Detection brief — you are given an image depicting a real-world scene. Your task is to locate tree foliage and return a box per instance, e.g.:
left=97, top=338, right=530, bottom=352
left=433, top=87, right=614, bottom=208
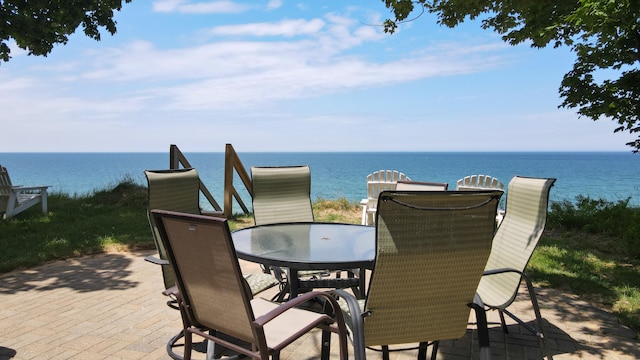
left=0, top=0, right=132, bottom=63
left=382, top=0, right=640, bottom=152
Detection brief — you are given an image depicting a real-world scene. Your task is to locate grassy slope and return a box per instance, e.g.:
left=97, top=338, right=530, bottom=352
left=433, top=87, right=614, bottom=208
left=1, top=182, right=638, bottom=335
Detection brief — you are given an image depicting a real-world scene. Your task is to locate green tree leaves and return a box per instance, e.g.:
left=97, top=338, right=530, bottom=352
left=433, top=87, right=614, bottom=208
left=0, top=0, right=132, bottom=62
left=383, top=0, right=640, bottom=152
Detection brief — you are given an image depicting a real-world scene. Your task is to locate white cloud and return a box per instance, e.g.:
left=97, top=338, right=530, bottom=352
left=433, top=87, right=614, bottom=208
left=50, top=15, right=507, bottom=113
left=152, top=0, right=250, bottom=14
left=208, top=19, right=326, bottom=37
left=5, top=4, right=616, bottom=152
left=266, top=0, right=283, bottom=10
left=1, top=14, right=512, bottom=126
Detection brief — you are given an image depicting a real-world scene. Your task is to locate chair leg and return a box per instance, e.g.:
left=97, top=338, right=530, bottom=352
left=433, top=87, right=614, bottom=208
left=184, top=330, right=193, bottom=360
left=382, top=345, right=390, bottom=360
left=525, top=278, right=551, bottom=360
left=417, top=342, right=428, bottom=360
left=498, top=309, right=508, bottom=333
left=271, top=280, right=289, bottom=302
left=430, top=341, right=439, bottom=360
left=501, top=275, right=551, bottom=359
left=166, top=330, right=185, bottom=360
left=470, top=298, right=491, bottom=360
left=321, top=329, right=331, bottom=360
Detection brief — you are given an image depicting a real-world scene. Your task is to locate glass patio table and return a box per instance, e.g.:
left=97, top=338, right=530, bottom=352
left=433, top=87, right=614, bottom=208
left=232, top=222, right=375, bottom=299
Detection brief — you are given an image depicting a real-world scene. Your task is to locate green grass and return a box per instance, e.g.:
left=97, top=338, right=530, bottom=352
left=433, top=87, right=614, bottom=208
left=530, top=197, right=640, bottom=332
left=0, top=179, right=153, bottom=273
left=1, top=180, right=639, bottom=334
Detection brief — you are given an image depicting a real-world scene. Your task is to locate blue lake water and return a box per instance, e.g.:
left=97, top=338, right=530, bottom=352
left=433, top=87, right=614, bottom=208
left=1, top=152, right=639, bottom=212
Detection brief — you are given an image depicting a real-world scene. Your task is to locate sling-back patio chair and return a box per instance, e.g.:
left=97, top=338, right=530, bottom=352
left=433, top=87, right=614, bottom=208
left=360, top=170, right=410, bottom=226
left=251, top=165, right=361, bottom=300
left=144, top=168, right=278, bottom=359
left=0, top=165, right=50, bottom=219
left=395, top=180, right=448, bottom=191
left=151, top=209, right=349, bottom=360
left=476, top=176, right=556, bottom=359
left=251, top=166, right=314, bottom=226
left=337, top=190, right=503, bottom=360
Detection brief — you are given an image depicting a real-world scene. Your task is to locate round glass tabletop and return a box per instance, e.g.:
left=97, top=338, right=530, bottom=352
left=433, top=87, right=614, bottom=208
left=232, top=222, right=375, bottom=270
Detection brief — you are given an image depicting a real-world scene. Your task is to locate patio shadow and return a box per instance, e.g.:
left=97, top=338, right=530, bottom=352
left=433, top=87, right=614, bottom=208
left=0, top=252, right=140, bottom=294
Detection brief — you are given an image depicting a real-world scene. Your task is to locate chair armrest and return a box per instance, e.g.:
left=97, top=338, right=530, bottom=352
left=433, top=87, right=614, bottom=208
left=253, top=291, right=345, bottom=330
left=483, top=267, right=525, bottom=277
left=144, top=255, right=169, bottom=266
left=360, top=199, right=370, bottom=225
left=334, top=289, right=366, bottom=358
left=483, top=267, right=537, bottom=299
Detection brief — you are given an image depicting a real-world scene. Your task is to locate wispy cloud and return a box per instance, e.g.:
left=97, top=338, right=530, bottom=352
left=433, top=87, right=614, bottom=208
left=50, top=13, right=508, bottom=114
left=3, top=14, right=511, bottom=118
left=153, top=0, right=250, bottom=14
left=208, top=19, right=326, bottom=37
left=266, top=0, right=283, bottom=10
left=6, top=3, right=583, bottom=152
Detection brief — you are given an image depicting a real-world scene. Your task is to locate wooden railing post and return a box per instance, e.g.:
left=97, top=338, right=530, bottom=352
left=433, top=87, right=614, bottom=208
left=224, top=144, right=252, bottom=218
left=168, top=144, right=224, bottom=216
left=224, top=145, right=234, bottom=218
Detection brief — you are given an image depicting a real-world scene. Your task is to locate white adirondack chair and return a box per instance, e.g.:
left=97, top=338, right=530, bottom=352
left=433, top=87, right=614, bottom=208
left=360, top=170, right=410, bottom=226
left=457, top=174, right=505, bottom=224
left=456, top=174, right=504, bottom=191
left=0, top=166, right=50, bottom=219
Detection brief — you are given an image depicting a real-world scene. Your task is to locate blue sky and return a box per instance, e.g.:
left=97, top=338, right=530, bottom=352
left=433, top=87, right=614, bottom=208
left=1, top=0, right=634, bottom=152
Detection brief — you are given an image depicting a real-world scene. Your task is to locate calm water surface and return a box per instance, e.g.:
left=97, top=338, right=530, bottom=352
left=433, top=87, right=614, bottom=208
left=1, top=152, right=638, bottom=211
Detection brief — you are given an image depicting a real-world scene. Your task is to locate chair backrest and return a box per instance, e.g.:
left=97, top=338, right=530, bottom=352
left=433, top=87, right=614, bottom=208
left=0, top=166, right=12, bottom=212
left=395, top=180, right=448, bottom=191
left=456, top=175, right=504, bottom=191
left=364, top=190, right=503, bottom=346
left=365, top=170, right=410, bottom=201
left=251, top=165, right=314, bottom=225
left=144, top=168, right=201, bottom=289
left=476, top=176, right=556, bottom=308
left=151, top=210, right=256, bottom=344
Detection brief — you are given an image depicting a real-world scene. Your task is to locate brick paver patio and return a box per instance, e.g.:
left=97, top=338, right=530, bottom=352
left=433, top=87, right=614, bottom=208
left=0, top=250, right=638, bottom=359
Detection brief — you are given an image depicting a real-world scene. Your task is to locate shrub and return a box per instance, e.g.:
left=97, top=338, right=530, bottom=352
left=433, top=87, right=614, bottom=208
left=547, top=196, right=640, bottom=259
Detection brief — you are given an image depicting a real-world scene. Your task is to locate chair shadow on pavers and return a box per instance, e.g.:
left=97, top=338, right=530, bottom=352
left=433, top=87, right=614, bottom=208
left=0, top=346, right=17, bottom=358
left=0, top=253, right=139, bottom=295
left=434, top=295, right=621, bottom=359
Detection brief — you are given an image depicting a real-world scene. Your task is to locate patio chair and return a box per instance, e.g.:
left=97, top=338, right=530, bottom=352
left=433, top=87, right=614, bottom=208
left=151, top=209, right=349, bottom=360
left=395, top=180, right=448, bottom=191
left=251, top=165, right=359, bottom=300
left=360, top=170, right=410, bottom=226
left=338, top=189, right=503, bottom=360
left=0, top=165, right=50, bottom=219
left=251, top=165, right=314, bottom=225
left=457, top=175, right=505, bottom=224
left=476, top=176, right=556, bottom=359
left=144, top=168, right=278, bottom=359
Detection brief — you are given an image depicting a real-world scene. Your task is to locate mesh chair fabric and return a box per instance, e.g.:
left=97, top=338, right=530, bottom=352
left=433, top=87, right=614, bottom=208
left=476, top=176, right=556, bottom=308
left=251, top=165, right=314, bottom=225
left=363, top=190, right=502, bottom=346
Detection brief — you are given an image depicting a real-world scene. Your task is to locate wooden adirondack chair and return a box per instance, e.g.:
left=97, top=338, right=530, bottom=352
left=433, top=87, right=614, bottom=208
left=0, top=166, right=50, bottom=219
